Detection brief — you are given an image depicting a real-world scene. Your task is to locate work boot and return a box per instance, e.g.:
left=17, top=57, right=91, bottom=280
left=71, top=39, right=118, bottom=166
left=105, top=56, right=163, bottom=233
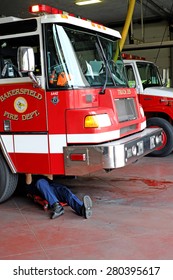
left=51, top=202, right=64, bottom=219
left=81, top=195, right=92, bottom=219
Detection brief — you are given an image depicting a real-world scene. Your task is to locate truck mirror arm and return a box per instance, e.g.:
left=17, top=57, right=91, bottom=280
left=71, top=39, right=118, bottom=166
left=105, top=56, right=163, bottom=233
left=28, top=71, right=41, bottom=87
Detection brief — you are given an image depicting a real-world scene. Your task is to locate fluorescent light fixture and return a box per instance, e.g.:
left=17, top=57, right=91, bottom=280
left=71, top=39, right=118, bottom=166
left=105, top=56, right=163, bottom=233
left=76, top=0, right=102, bottom=6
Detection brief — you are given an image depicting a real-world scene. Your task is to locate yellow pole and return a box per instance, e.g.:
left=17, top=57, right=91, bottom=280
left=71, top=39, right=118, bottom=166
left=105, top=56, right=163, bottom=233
left=114, top=0, right=136, bottom=61
left=119, top=0, right=136, bottom=51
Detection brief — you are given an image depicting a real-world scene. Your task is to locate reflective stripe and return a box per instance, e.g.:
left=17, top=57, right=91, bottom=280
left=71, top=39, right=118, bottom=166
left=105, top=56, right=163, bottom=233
left=14, top=135, right=49, bottom=153
left=67, top=130, right=120, bottom=143
left=1, top=135, right=14, bottom=152
left=0, top=130, right=121, bottom=153
left=0, top=134, right=67, bottom=154
left=0, top=135, right=16, bottom=172
left=49, top=134, right=67, bottom=153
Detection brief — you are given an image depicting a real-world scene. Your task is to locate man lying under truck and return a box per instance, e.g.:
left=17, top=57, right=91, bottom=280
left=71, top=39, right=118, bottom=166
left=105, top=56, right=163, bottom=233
left=25, top=174, right=92, bottom=219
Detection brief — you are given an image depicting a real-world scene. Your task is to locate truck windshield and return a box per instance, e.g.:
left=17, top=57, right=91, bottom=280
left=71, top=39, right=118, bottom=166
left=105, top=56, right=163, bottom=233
left=136, top=62, right=163, bottom=89
left=46, top=24, right=128, bottom=89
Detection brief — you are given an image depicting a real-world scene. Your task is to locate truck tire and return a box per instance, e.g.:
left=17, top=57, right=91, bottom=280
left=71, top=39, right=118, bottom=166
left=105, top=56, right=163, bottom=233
left=147, top=117, right=173, bottom=157
left=0, top=154, right=18, bottom=203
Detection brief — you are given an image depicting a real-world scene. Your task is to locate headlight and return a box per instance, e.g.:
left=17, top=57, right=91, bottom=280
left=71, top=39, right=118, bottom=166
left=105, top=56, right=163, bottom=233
left=85, top=114, right=111, bottom=128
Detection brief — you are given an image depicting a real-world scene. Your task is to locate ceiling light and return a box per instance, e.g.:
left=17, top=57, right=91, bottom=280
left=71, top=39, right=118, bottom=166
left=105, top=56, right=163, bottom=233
left=75, top=0, right=102, bottom=6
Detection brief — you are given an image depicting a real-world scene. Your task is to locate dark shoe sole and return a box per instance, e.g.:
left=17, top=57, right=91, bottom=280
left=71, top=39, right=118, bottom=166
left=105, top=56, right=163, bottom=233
left=51, top=209, right=64, bottom=219
left=83, top=195, right=92, bottom=219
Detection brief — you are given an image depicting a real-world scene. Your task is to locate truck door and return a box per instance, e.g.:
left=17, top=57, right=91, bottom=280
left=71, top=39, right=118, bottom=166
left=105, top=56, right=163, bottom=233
left=125, top=64, right=137, bottom=88
left=125, top=63, right=145, bottom=105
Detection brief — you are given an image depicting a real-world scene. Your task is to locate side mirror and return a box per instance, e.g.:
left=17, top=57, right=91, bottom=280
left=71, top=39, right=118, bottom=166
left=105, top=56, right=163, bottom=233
left=17, top=46, right=35, bottom=72
left=17, top=46, right=40, bottom=87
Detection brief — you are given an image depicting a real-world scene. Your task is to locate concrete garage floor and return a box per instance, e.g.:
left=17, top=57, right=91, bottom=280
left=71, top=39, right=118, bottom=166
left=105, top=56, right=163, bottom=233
left=1, top=154, right=173, bottom=260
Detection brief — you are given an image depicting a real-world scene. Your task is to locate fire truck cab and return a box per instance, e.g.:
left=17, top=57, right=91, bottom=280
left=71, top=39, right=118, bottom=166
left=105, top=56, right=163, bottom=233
left=0, top=5, right=163, bottom=203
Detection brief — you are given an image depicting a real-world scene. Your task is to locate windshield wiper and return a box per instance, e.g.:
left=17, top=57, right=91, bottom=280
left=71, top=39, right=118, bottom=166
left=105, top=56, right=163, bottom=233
left=95, top=37, right=116, bottom=94
left=95, top=42, right=108, bottom=94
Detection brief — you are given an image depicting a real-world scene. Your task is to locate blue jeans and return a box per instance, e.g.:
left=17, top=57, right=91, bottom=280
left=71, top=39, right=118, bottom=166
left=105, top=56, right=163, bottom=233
left=36, top=179, right=83, bottom=215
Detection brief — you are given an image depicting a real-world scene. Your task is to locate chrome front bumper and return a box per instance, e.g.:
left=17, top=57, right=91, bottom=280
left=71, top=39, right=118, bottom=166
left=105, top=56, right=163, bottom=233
left=63, top=128, right=163, bottom=175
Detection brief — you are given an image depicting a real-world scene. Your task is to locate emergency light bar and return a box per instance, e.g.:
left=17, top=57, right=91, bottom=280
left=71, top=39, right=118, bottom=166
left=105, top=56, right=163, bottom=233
left=29, top=4, right=76, bottom=17
left=29, top=4, right=64, bottom=15
left=29, top=4, right=96, bottom=23
left=122, top=53, right=146, bottom=60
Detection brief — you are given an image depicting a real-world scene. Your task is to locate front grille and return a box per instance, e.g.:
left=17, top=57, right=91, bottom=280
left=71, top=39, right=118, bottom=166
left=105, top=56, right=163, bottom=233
left=115, top=98, right=138, bottom=123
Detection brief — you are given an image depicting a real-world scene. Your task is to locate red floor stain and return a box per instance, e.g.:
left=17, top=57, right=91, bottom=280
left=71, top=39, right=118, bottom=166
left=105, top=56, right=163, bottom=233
left=110, top=177, right=171, bottom=189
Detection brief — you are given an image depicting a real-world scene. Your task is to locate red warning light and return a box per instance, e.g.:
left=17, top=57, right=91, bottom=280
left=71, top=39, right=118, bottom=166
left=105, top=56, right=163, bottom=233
left=29, top=4, right=63, bottom=15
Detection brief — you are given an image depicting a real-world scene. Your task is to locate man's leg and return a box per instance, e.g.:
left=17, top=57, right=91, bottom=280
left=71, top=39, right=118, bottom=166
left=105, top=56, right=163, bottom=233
left=36, top=179, right=57, bottom=206
left=36, top=179, right=64, bottom=219
left=53, top=184, right=92, bottom=218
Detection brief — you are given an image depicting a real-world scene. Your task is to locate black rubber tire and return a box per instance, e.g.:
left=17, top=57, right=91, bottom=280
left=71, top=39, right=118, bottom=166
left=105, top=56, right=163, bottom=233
left=147, top=117, right=173, bottom=157
left=0, top=153, right=18, bottom=203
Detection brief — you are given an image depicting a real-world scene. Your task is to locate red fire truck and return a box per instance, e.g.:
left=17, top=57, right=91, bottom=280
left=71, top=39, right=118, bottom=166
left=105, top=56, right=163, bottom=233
left=0, top=4, right=162, bottom=203
left=123, top=54, right=173, bottom=157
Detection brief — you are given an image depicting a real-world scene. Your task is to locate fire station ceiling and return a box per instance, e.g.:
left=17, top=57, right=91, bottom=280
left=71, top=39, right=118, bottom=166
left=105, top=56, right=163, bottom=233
left=0, top=0, right=172, bottom=27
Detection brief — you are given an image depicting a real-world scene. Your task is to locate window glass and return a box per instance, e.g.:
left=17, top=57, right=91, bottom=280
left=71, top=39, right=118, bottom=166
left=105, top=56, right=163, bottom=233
left=125, top=65, right=136, bottom=88
left=0, top=35, right=41, bottom=79
left=136, top=62, right=162, bottom=88
left=46, top=24, right=128, bottom=89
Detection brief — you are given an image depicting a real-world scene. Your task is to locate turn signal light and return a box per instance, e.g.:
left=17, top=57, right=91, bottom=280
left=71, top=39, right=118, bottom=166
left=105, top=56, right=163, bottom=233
left=85, top=115, right=99, bottom=128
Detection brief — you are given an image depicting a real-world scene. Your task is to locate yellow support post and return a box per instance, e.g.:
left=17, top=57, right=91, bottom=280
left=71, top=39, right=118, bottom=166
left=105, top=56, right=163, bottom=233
left=119, top=0, right=136, bottom=51
left=114, top=0, right=136, bottom=61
